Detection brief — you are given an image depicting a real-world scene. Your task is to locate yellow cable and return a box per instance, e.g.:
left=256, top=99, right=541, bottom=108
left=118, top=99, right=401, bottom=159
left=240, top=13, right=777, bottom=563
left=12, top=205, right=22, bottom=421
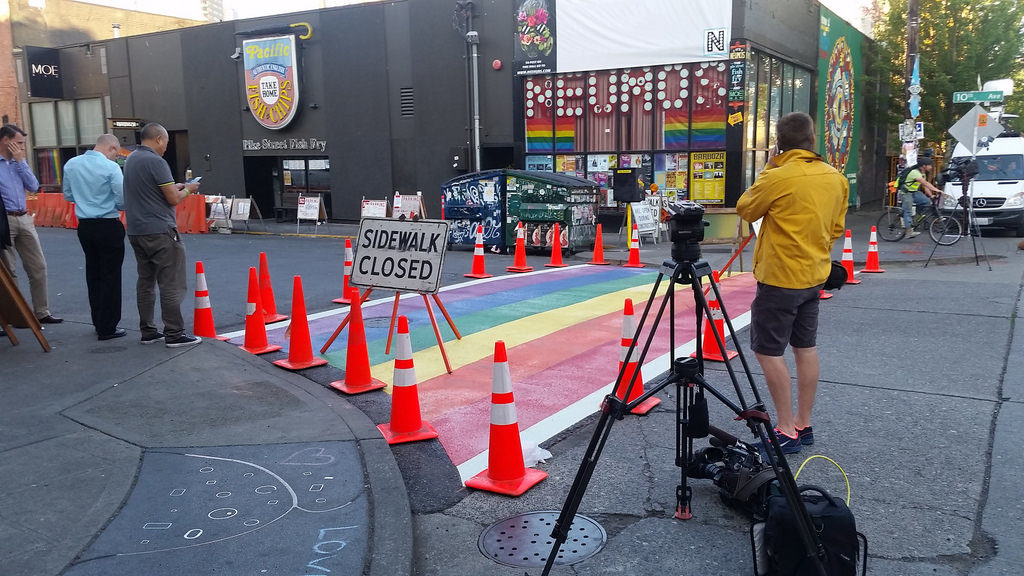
left=793, top=454, right=852, bottom=506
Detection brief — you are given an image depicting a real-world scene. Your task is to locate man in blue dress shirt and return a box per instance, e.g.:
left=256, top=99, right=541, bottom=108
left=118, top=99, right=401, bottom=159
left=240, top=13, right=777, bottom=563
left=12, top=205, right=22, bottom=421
left=63, top=134, right=126, bottom=340
left=0, top=123, right=62, bottom=324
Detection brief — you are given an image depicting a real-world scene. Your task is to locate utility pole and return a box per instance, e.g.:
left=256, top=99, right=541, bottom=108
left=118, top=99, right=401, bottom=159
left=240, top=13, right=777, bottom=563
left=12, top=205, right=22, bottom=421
left=903, top=0, right=920, bottom=164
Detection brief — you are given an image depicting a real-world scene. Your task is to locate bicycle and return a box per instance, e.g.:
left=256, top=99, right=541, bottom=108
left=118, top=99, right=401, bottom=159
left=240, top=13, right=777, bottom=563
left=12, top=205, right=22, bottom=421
left=876, top=198, right=963, bottom=245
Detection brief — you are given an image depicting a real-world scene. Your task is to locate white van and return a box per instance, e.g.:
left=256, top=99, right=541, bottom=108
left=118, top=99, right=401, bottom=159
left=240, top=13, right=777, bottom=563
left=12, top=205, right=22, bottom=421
left=940, top=132, right=1024, bottom=236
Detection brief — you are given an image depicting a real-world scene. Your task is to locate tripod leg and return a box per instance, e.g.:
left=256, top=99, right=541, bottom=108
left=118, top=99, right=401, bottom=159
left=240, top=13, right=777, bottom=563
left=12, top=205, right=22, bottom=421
left=540, top=400, right=624, bottom=576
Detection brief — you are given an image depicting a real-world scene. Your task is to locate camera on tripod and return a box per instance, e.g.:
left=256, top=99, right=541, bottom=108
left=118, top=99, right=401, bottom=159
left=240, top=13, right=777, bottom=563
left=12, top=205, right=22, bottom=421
left=937, top=156, right=978, bottom=186
left=665, top=200, right=708, bottom=263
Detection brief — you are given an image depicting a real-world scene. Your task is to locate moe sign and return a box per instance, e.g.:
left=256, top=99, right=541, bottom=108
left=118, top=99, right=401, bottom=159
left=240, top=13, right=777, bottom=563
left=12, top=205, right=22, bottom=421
left=351, top=218, right=450, bottom=294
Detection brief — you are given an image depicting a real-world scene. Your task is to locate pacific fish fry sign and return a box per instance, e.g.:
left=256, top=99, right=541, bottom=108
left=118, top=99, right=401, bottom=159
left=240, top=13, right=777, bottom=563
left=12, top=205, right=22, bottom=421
left=243, top=35, right=300, bottom=129
left=351, top=218, right=450, bottom=294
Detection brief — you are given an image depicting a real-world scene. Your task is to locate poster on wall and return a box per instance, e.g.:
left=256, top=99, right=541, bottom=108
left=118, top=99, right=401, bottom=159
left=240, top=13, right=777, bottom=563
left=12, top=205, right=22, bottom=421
left=243, top=35, right=301, bottom=130
left=818, top=8, right=862, bottom=204
left=513, top=0, right=557, bottom=76
left=689, top=151, right=725, bottom=204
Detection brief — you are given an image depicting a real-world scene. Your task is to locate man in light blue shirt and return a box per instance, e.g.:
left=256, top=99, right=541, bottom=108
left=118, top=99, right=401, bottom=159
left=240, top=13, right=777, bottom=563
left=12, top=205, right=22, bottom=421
left=0, top=123, right=62, bottom=324
left=63, top=134, right=127, bottom=340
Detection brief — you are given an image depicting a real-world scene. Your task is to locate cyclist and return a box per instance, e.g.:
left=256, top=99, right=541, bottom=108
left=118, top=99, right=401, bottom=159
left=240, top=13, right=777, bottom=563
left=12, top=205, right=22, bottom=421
left=899, top=157, right=942, bottom=237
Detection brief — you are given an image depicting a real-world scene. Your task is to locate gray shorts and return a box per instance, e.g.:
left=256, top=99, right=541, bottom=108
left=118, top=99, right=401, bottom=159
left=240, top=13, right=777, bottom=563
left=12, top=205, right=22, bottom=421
left=749, top=282, right=822, bottom=356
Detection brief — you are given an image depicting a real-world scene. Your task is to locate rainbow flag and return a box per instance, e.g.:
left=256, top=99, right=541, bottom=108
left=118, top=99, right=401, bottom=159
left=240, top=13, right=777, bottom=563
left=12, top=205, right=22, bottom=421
left=555, top=116, right=576, bottom=152
left=690, top=106, right=725, bottom=149
left=526, top=116, right=554, bottom=153
left=662, top=109, right=689, bottom=150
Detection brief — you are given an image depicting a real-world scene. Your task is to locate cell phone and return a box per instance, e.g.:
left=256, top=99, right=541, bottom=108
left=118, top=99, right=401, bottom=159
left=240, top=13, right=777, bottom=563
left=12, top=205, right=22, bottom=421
left=188, top=176, right=202, bottom=183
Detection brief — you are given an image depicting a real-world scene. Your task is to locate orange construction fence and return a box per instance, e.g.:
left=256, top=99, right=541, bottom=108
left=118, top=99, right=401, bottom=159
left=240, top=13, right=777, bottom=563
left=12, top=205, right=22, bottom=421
left=27, top=192, right=209, bottom=234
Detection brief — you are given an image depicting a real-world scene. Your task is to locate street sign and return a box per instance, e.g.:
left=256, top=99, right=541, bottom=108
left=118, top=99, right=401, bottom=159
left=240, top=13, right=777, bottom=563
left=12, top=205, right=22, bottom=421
left=351, top=217, right=449, bottom=294
left=915, top=122, right=925, bottom=140
left=948, top=104, right=1004, bottom=155
left=953, top=90, right=1004, bottom=104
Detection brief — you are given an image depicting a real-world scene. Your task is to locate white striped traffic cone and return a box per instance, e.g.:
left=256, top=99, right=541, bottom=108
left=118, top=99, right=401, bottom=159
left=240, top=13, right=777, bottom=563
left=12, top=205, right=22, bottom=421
left=860, top=226, right=885, bottom=273
left=614, top=298, right=661, bottom=414
left=333, top=239, right=354, bottom=304
left=465, top=224, right=493, bottom=278
left=464, top=341, right=548, bottom=496
left=841, top=230, right=861, bottom=285
left=690, top=272, right=737, bottom=362
left=623, top=223, right=644, bottom=268
left=378, top=315, right=438, bottom=444
left=193, top=261, right=228, bottom=340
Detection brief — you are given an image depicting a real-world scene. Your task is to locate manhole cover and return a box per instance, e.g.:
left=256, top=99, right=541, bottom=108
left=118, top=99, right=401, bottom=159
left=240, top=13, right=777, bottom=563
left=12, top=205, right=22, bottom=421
left=363, top=316, right=393, bottom=328
left=478, top=511, right=606, bottom=568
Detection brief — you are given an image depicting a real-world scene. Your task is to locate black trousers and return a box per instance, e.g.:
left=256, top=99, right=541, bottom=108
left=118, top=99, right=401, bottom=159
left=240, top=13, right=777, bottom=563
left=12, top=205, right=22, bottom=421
left=77, top=218, right=125, bottom=336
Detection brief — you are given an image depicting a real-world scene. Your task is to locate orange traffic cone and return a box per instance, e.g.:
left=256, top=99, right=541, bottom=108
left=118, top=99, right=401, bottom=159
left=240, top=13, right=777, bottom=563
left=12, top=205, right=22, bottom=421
left=690, top=272, right=738, bottom=362
left=860, top=226, right=885, bottom=273
left=544, top=222, right=568, bottom=268
left=464, top=341, right=548, bottom=496
left=274, top=276, right=328, bottom=371
left=465, top=225, right=493, bottom=279
left=258, top=252, right=289, bottom=322
left=819, top=289, right=833, bottom=300
left=623, top=223, right=644, bottom=268
left=593, top=222, right=606, bottom=264
left=329, top=286, right=387, bottom=394
left=377, top=315, right=439, bottom=444
left=240, top=267, right=283, bottom=355
left=614, top=298, right=661, bottom=415
left=841, top=230, right=861, bottom=285
left=506, top=222, right=533, bottom=273
left=333, top=239, right=354, bottom=304
left=193, top=261, right=228, bottom=341
left=588, top=223, right=610, bottom=265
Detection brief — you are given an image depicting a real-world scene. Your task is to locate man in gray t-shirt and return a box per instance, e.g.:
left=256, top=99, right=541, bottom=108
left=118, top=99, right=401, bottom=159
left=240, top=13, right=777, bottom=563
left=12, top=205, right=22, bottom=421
left=123, top=123, right=202, bottom=347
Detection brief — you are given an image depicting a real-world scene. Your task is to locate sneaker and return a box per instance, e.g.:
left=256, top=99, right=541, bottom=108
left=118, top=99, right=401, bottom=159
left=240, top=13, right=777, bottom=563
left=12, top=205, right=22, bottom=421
left=165, top=334, right=202, bottom=348
left=797, top=426, right=814, bottom=446
left=141, top=332, right=165, bottom=345
left=773, top=428, right=803, bottom=454
left=907, top=229, right=921, bottom=238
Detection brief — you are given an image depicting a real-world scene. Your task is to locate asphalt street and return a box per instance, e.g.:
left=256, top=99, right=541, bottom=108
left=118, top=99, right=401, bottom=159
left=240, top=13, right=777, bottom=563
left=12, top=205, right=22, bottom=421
left=3, top=209, right=1024, bottom=575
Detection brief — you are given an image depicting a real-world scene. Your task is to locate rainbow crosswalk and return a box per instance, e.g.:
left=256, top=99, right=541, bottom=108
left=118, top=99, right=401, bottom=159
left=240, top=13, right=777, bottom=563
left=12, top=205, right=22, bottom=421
left=243, top=265, right=757, bottom=477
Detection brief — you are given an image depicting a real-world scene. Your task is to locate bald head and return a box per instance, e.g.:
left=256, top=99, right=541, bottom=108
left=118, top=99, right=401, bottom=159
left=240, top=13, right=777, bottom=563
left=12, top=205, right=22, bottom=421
left=140, top=123, right=169, bottom=156
left=94, top=134, right=120, bottom=161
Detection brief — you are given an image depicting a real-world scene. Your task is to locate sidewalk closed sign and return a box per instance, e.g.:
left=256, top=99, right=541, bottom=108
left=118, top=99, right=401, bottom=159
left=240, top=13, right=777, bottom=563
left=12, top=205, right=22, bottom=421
left=351, top=217, right=449, bottom=294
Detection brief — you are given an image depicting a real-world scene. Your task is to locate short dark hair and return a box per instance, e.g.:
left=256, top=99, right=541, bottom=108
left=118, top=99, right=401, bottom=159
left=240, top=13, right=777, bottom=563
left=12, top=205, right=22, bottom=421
left=776, top=112, right=815, bottom=152
left=140, top=122, right=166, bottom=142
left=0, top=124, right=27, bottom=140
left=917, top=157, right=933, bottom=166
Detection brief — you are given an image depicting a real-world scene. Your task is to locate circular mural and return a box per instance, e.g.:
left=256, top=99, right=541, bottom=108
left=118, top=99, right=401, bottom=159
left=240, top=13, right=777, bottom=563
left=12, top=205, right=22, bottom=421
left=824, top=37, right=854, bottom=172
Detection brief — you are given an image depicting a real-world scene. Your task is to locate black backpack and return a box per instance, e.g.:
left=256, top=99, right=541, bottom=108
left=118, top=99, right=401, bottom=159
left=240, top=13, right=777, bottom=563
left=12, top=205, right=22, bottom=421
left=894, top=167, right=915, bottom=193
left=751, top=484, right=867, bottom=575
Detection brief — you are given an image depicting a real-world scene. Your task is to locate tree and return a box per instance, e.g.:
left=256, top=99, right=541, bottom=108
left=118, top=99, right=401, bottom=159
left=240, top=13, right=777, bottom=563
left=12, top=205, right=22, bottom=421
left=871, top=0, right=1024, bottom=156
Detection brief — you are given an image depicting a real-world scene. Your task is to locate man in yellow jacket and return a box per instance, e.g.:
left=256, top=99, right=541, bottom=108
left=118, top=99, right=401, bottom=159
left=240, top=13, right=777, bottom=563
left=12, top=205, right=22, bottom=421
left=735, top=112, right=848, bottom=454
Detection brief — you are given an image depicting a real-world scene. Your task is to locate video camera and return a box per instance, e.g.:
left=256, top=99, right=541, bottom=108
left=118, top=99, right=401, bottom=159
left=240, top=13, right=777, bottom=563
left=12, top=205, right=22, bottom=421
left=937, top=157, right=979, bottom=186
left=687, top=426, right=775, bottom=515
left=665, top=200, right=708, bottom=263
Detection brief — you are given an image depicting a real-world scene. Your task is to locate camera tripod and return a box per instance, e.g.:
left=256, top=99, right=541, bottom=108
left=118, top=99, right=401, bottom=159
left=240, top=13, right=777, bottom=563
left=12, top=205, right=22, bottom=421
left=539, top=257, right=829, bottom=576
left=925, top=172, right=991, bottom=269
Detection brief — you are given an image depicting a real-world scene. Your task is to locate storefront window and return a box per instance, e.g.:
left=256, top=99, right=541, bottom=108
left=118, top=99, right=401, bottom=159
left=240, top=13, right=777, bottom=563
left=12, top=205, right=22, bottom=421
left=793, top=68, right=811, bottom=113
left=618, top=68, right=654, bottom=151
left=782, top=63, right=795, bottom=114
left=586, top=70, right=617, bottom=151
left=745, top=52, right=757, bottom=150
left=754, top=54, right=770, bottom=150
left=555, top=73, right=585, bottom=153
left=768, top=58, right=782, bottom=147
left=76, top=99, right=105, bottom=145
left=655, top=65, right=690, bottom=150
left=690, top=62, right=727, bottom=150
left=58, top=101, right=76, bottom=147
left=525, top=75, right=555, bottom=153
left=30, top=102, right=57, bottom=147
